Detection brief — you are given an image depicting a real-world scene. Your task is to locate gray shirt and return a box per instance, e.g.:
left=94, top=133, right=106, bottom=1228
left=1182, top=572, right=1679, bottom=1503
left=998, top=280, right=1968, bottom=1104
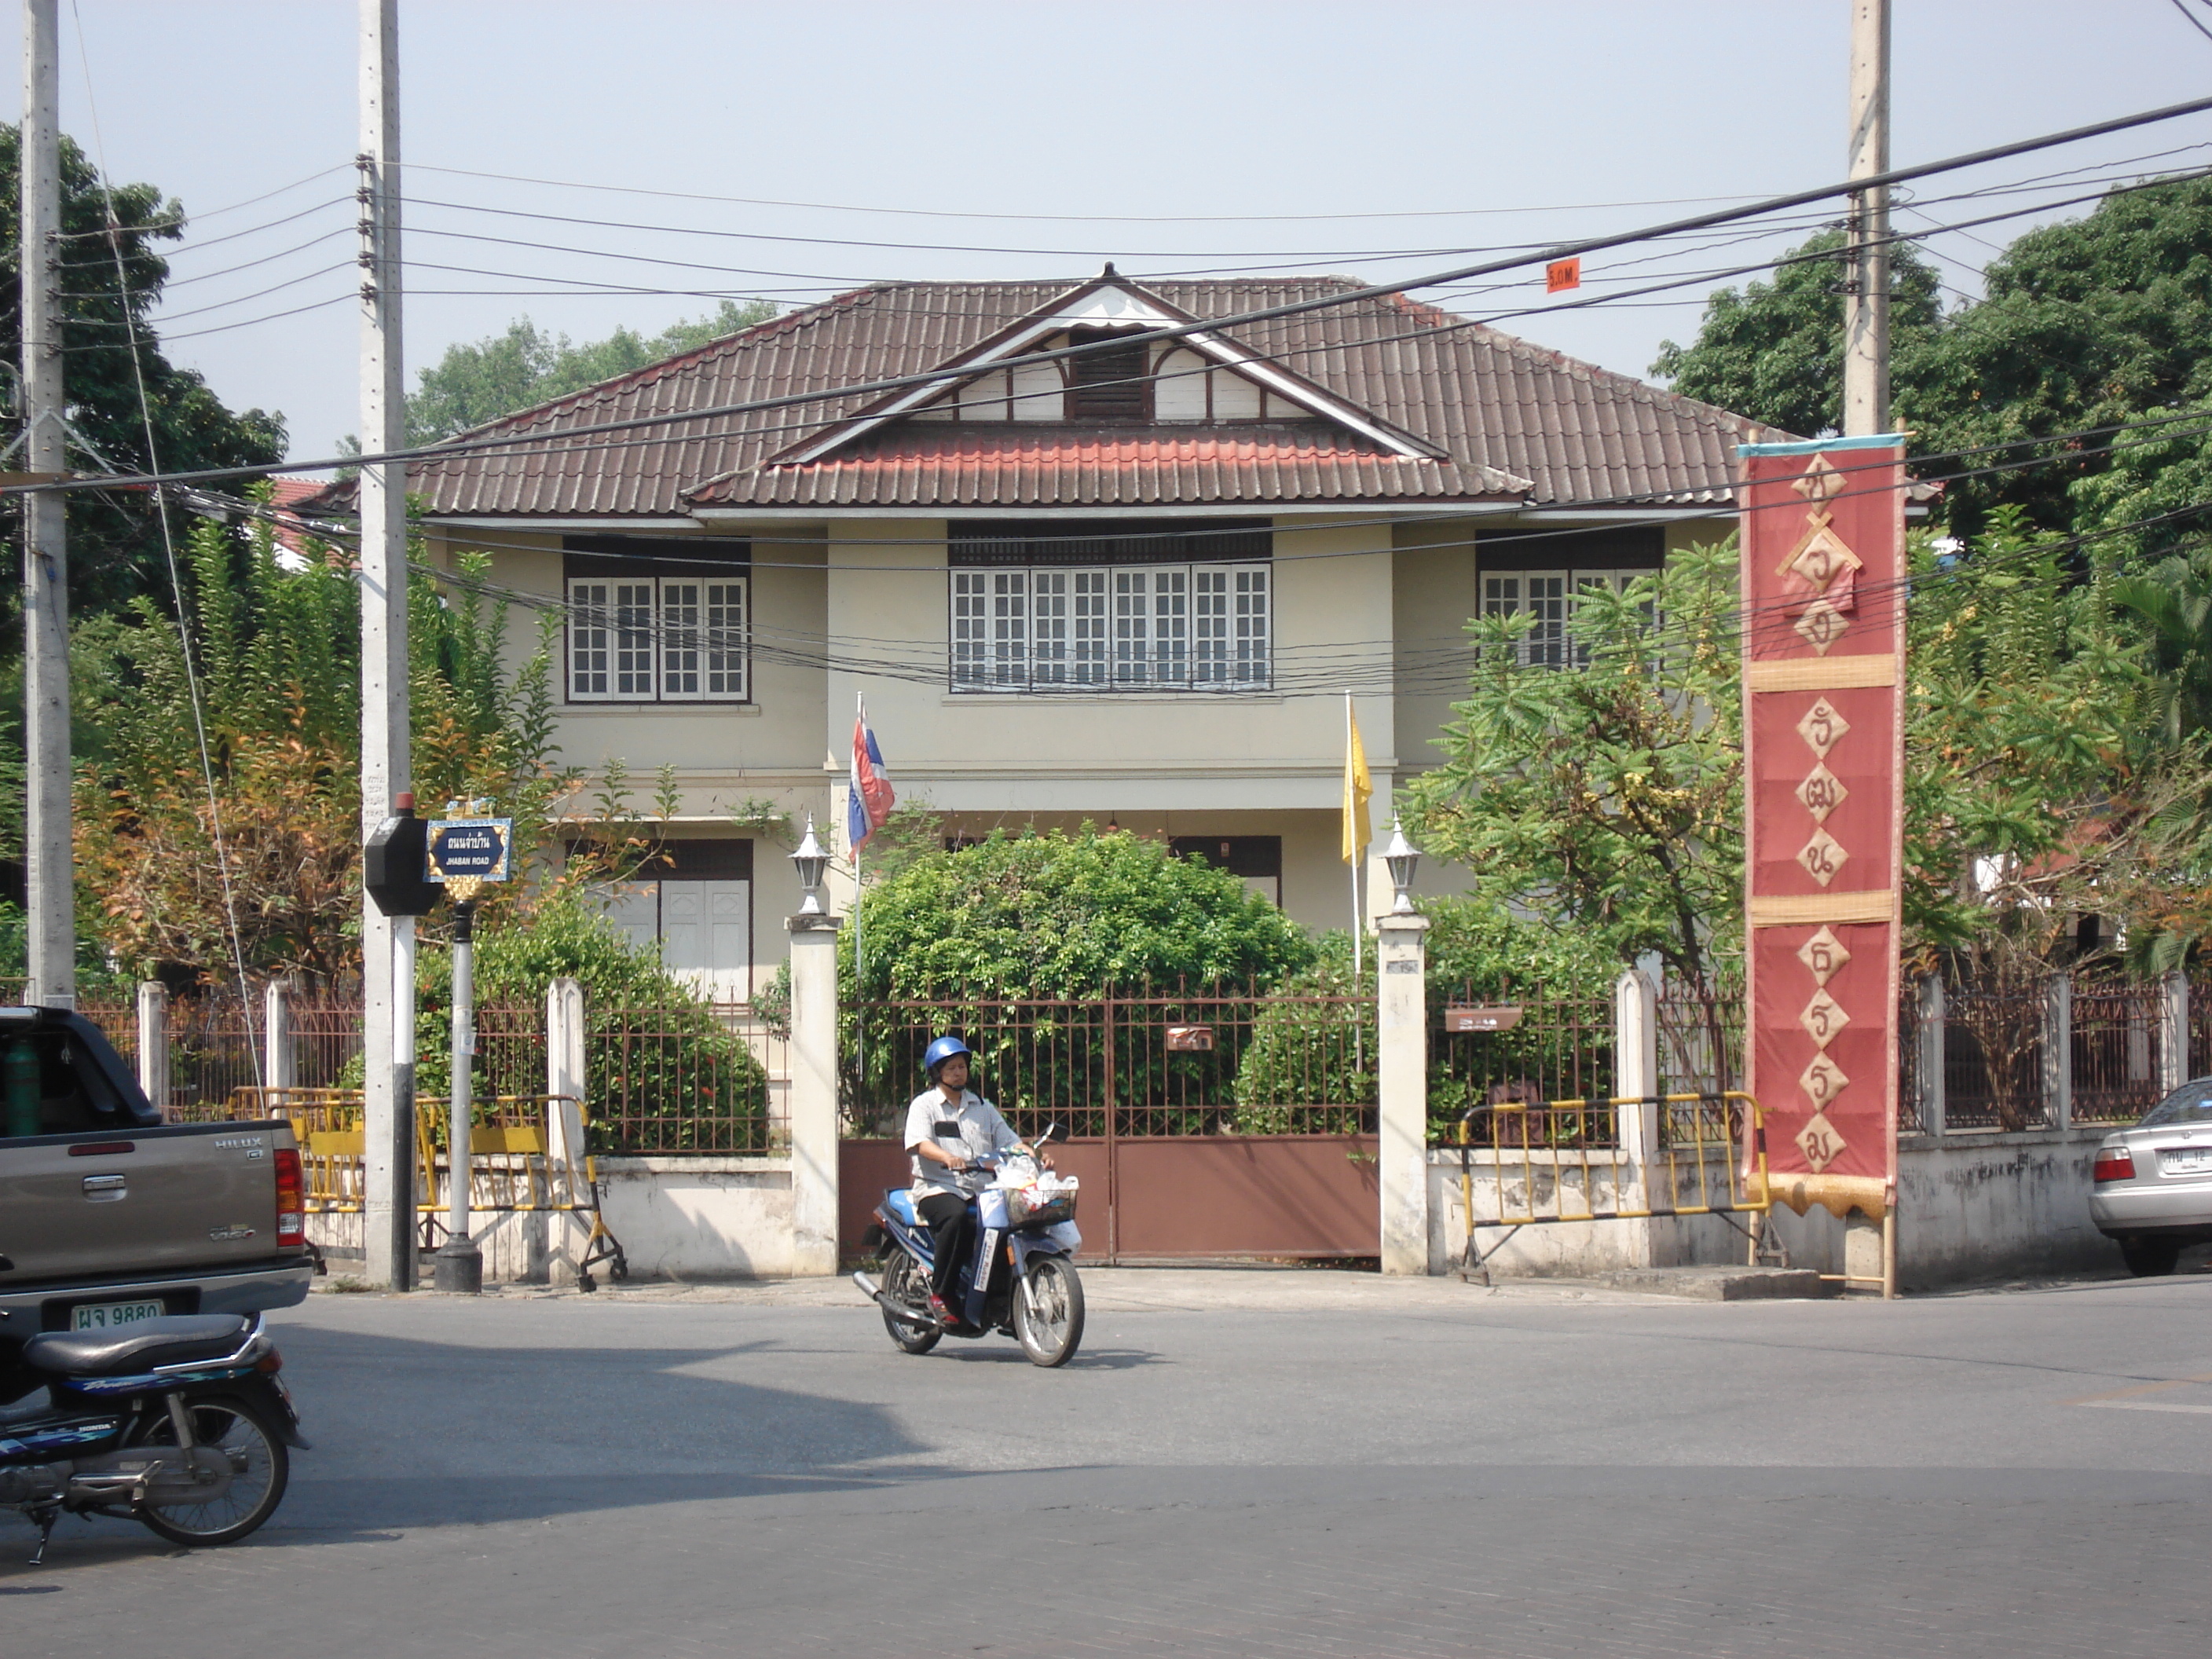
left=904, top=1086, right=1022, bottom=1195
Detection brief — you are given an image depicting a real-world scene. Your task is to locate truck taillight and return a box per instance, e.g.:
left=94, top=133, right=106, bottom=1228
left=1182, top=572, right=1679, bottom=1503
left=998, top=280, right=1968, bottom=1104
left=275, top=1146, right=306, bottom=1246
left=2093, top=1148, right=2136, bottom=1183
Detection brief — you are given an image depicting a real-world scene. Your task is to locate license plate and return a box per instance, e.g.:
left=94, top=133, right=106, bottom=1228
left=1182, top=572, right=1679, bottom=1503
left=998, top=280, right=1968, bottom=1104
left=2159, top=1147, right=2212, bottom=1174
left=71, top=1298, right=165, bottom=1331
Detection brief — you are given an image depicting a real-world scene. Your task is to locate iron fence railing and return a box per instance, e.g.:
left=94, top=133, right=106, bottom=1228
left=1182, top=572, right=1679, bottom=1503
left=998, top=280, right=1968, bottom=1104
left=1656, top=980, right=1745, bottom=1147
left=287, top=990, right=364, bottom=1090
left=847, top=987, right=1374, bottom=1141
left=2069, top=976, right=2166, bottom=1126
left=77, top=996, right=139, bottom=1078
left=1938, top=984, right=2048, bottom=1131
left=1430, top=989, right=1615, bottom=1148
left=588, top=998, right=782, bottom=1155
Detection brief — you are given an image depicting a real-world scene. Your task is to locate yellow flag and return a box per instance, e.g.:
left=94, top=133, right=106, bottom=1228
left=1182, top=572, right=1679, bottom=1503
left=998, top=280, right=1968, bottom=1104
left=1342, top=697, right=1372, bottom=864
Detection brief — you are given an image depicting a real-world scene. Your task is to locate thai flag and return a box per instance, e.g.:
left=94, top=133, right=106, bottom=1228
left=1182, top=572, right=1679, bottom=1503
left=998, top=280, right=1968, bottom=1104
left=847, top=699, right=896, bottom=857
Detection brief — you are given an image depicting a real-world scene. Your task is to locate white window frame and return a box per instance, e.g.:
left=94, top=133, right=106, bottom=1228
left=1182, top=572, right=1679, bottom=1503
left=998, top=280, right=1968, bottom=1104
left=948, top=562, right=1270, bottom=692
left=567, top=573, right=751, bottom=703
left=1479, top=567, right=1647, bottom=669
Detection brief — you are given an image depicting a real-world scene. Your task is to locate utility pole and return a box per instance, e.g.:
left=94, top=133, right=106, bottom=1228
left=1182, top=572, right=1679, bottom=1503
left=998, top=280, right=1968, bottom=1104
left=1842, top=0, right=1892, bottom=436
left=358, top=0, right=416, bottom=1289
left=19, top=0, right=72, bottom=1009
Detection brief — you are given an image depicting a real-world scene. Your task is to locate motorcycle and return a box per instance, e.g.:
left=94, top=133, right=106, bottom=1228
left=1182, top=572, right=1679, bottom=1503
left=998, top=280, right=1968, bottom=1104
left=0, top=1312, right=307, bottom=1563
left=852, top=1123, right=1086, bottom=1368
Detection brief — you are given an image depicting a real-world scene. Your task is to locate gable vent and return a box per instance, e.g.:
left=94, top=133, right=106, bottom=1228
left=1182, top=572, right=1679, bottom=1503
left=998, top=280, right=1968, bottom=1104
left=1064, top=328, right=1149, bottom=421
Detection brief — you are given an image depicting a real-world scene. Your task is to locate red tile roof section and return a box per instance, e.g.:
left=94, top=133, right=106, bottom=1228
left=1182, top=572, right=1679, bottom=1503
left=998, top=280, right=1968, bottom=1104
left=343, top=277, right=1786, bottom=520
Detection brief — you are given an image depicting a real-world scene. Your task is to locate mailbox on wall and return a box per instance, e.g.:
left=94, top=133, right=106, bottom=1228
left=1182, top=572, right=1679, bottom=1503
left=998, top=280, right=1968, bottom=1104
left=1165, top=1025, right=1215, bottom=1053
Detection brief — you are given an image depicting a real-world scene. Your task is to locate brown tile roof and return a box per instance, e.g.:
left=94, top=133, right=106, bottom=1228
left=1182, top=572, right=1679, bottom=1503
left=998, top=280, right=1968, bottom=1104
left=356, top=276, right=1786, bottom=520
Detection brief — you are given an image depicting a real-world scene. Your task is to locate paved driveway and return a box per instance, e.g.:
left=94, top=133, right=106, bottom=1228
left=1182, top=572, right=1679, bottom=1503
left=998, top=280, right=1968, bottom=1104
left=6, top=1268, right=2210, bottom=1657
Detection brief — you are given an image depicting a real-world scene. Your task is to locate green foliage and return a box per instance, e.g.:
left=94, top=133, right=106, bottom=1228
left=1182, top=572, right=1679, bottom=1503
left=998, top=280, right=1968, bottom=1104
left=408, top=892, right=768, bottom=1150
left=1651, top=229, right=1945, bottom=441
left=1654, top=177, right=2212, bottom=541
left=1406, top=541, right=1745, bottom=997
left=846, top=827, right=1314, bottom=1002
left=407, top=302, right=779, bottom=445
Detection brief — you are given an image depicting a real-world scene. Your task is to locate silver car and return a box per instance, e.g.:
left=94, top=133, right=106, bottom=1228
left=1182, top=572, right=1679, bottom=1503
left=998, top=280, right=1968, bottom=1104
left=2089, top=1078, right=2212, bottom=1276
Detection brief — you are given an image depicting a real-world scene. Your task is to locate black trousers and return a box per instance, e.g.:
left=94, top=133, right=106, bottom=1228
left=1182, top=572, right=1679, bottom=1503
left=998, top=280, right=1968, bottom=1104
left=916, top=1191, right=975, bottom=1303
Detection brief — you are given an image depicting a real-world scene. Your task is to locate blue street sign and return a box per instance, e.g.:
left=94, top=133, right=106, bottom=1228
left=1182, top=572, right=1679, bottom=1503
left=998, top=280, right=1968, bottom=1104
left=425, top=817, right=514, bottom=883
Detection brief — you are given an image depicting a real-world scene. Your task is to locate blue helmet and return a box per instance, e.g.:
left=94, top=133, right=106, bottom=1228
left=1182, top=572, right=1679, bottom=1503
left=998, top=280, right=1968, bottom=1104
left=923, top=1035, right=972, bottom=1078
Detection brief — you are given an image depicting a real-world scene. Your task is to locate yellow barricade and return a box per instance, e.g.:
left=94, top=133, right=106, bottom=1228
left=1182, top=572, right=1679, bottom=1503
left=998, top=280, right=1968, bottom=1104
left=1455, top=1090, right=1770, bottom=1237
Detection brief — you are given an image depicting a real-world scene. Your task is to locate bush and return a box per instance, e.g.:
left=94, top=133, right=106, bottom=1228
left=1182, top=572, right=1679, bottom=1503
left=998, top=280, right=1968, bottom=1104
left=841, top=829, right=1317, bottom=1123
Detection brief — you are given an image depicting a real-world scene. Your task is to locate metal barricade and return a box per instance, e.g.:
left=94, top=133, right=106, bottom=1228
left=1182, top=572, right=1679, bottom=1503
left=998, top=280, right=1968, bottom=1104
left=225, top=1086, right=627, bottom=1285
left=1454, top=1091, right=1770, bottom=1273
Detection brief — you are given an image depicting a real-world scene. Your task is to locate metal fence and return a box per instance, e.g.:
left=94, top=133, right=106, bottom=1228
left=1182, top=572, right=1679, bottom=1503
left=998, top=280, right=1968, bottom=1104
left=847, top=987, right=1375, bottom=1141
left=1937, top=982, right=2048, bottom=1131
left=2069, top=976, right=2166, bottom=1126
left=588, top=997, right=785, bottom=1154
left=1430, top=990, right=1615, bottom=1148
left=77, top=995, right=139, bottom=1077
left=288, top=990, right=364, bottom=1089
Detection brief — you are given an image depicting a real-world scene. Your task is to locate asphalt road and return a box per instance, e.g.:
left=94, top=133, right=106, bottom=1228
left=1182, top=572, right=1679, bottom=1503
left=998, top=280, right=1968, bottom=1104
left=6, top=1266, right=2211, bottom=1657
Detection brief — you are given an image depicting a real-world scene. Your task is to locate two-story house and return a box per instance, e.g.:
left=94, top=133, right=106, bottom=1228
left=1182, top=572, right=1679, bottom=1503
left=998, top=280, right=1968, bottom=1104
left=383, top=267, right=1779, bottom=997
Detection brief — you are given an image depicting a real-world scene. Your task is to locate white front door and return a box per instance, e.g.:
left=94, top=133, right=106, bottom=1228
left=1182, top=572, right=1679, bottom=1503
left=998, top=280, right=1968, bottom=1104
left=658, top=878, right=752, bottom=999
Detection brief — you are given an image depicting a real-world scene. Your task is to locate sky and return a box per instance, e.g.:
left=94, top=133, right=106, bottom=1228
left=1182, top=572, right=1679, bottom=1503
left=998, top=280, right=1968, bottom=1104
left=5, top=0, right=2212, bottom=471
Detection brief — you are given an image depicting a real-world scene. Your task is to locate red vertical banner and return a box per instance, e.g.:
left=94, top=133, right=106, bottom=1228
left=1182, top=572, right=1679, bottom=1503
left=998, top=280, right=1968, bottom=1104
left=1739, top=438, right=1906, bottom=1229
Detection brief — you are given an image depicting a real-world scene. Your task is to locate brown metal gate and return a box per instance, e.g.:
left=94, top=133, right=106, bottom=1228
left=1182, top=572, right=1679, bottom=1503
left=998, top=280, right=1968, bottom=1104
left=839, top=988, right=1378, bottom=1262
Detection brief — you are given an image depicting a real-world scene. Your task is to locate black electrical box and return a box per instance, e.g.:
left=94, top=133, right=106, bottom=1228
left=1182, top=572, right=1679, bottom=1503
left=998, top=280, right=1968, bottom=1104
left=364, top=811, right=440, bottom=917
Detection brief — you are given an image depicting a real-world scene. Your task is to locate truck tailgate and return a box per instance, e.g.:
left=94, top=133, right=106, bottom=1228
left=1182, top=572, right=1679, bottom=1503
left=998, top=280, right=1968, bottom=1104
left=2, top=1121, right=289, bottom=1284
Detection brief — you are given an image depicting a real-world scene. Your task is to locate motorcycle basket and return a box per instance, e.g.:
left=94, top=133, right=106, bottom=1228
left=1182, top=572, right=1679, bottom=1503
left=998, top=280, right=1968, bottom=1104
left=1004, top=1180, right=1078, bottom=1229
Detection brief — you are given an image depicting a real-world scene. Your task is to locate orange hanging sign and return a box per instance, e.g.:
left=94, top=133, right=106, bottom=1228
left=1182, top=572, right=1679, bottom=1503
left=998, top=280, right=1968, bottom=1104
left=1545, top=257, right=1581, bottom=294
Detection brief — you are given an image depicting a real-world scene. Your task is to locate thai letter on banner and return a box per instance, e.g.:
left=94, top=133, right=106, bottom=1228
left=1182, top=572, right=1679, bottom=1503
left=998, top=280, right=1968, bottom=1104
left=1738, top=435, right=1906, bottom=1224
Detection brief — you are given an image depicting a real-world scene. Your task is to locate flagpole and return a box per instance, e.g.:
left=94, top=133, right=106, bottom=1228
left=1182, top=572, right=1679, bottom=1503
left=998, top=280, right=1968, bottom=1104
left=1347, top=691, right=1361, bottom=984
left=853, top=694, right=866, bottom=1104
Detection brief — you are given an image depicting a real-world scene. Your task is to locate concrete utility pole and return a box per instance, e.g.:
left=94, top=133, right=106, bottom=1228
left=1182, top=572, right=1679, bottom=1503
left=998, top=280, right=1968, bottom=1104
left=1842, top=0, right=1892, bottom=437
left=358, top=0, right=416, bottom=1289
left=19, top=0, right=73, bottom=1009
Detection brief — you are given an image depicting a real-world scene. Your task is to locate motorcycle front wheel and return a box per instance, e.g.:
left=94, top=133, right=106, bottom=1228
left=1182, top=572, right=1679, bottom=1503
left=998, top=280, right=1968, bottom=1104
left=881, top=1252, right=942, bottom=1355
left=1013, top=1254, right=1085, bottom=1368
left=130, top=1395, right=289, bottom=1547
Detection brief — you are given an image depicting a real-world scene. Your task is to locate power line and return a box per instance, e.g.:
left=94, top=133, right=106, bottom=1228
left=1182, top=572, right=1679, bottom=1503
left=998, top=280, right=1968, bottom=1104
left=49, top=162, right=351, bottom=241
left=21, top=91, right=2212, bottom=497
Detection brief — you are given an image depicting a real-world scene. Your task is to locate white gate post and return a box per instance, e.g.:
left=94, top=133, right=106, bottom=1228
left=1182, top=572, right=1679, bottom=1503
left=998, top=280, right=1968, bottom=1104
left=544, top=976, right=588, bottom=1284
left=263, top=979, right=295, bottom=1095
left=1613, top=968, right=1659, bottom=1217
left=1916, top=975, right=1946, bottom=1137
left=2160, top=969, right=2188, bottom=1096
left=787, top=913, right=842, bottom=1276
left=2045, top=972, right=2072, bottom=1132
left=136, top=981, right=169, bottom=1118
left=1376, top=910, right=1431, bottom=1275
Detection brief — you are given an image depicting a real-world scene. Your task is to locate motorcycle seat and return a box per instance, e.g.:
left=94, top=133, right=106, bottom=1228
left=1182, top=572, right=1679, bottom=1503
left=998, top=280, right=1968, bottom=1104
left=884, top=1188, right=918, bottom=1227
left=23, top=1314, right=252, bottom=1378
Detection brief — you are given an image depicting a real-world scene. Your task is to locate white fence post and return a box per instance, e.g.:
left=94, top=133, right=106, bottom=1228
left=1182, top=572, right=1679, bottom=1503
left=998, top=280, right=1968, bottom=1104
left=2161, top=969, right=2188, bottom=1095
left=263, top=979, right=295, bottom=1094
left=2045, top=972, right=2072, bottom=1132
left=544, top=977, right=588, bottom=1286
left=136, top=980, right=168, bottom=1117
left=1613, top=968, right=1660, bottom=1187
left=1376, top=911, right=1431, bottom=1275
left=787, top=914, right=842, bottom=1276
left=1916, top=975, right=1946, bottom=1137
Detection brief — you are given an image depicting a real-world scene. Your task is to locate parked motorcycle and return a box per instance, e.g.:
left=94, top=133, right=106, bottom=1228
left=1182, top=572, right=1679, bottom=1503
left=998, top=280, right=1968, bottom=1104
left=853, top=1124, right=1085, bottom=1367
left=0, top=1312, right=306, bottom=1562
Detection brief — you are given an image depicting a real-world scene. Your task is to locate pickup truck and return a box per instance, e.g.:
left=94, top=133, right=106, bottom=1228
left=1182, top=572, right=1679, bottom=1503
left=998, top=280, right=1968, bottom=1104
left=0, top=1003, right=312, bottom=1362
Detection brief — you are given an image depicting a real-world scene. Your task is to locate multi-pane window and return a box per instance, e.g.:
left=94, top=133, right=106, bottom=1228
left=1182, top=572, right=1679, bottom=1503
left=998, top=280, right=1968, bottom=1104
left=567, top=573, right=750, bottom=701
left=951, top=562, right=1269, bottom=691
left=1480, top=568, right=1645, bottom=668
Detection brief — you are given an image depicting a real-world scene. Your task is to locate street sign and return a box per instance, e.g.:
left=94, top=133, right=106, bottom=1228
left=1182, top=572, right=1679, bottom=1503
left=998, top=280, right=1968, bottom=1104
left=364, top=811, right=438, bottom=916
left=425, top=817, right=513, bottom=884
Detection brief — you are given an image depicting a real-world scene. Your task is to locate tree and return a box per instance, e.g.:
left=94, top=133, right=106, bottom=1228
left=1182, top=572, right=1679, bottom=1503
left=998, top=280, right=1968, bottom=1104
left=1652, top=177, right=2212, bottom=540
left=0, top=130, right=285, bottom=618
left=406, top=301, right=780, bottom=445
left=1650, top=229, right=1945, bottom=441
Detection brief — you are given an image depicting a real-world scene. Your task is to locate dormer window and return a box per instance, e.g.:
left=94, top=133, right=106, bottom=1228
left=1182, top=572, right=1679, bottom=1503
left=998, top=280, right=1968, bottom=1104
left=1064, top=328, right=1149, bottom=421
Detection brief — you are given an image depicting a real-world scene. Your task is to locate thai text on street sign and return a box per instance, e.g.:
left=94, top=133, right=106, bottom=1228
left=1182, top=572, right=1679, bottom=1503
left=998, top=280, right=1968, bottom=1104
left=425, top=817, right=514, bottom=884
left=1738, top=435, right=1906, bottom=1225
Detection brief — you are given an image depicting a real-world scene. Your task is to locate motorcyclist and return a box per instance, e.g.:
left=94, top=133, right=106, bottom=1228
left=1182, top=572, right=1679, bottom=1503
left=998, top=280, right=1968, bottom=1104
left=903, top=1035, right=1043, bottom=1327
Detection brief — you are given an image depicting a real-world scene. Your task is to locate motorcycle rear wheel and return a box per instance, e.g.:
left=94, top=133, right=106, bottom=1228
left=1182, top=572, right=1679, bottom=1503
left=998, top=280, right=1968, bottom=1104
left=881, top=1253, right=942, bottom=1355
left=1013, top=1254, right=1085, bottom=1368
left=130, top=1395, right=289, bottom=1547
